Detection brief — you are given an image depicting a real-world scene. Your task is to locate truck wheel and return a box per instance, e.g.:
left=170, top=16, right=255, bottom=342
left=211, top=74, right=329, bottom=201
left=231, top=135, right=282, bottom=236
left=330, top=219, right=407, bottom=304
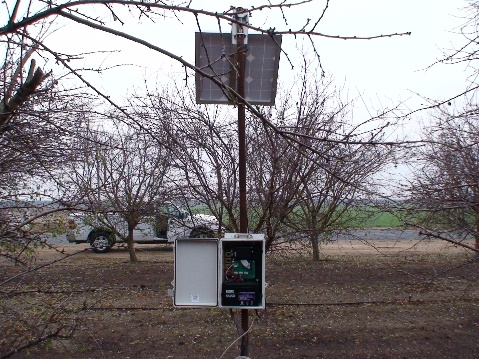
left=189, top=228, right=214, bottom=239
left=89, top=231, right=113, bottom=253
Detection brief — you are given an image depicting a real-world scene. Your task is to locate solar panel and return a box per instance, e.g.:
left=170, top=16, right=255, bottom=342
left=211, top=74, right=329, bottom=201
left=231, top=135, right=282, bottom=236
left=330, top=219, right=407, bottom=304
left=195, top=33, right=282, bottom=105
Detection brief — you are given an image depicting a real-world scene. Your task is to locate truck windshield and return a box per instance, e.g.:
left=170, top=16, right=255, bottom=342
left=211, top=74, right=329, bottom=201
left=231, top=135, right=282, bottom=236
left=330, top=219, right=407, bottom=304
left=161, top=204, right=187, bottom=219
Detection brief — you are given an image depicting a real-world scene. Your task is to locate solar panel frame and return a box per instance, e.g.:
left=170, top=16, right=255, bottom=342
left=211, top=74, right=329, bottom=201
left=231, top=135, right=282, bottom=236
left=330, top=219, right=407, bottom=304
left=195, top=33, right=282, bottom=106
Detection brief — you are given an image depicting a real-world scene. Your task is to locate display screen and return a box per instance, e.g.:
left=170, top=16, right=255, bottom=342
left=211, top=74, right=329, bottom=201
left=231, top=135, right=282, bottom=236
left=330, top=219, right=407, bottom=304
left=238, top=292, right=255, bottom=301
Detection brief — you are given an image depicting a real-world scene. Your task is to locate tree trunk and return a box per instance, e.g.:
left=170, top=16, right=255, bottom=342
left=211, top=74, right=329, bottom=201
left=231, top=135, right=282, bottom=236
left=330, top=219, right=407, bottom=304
left=126, top=228, right=138, bottom=262
left=311, top=235, right=320, bottom=261
left=475, top=223, right=479, bottom=256
left=265, top=236, right=273, bottom=252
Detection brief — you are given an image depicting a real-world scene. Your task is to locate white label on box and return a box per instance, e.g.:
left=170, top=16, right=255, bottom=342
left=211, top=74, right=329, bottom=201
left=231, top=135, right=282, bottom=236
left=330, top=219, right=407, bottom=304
left=191, top=294, right=200, bottom=303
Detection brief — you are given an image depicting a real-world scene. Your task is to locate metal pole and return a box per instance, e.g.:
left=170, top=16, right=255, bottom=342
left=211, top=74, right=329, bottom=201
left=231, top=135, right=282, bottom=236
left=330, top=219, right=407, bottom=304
left=237, top=31, right=250, bottom=358
left=237, top=36, right=248, bottom=235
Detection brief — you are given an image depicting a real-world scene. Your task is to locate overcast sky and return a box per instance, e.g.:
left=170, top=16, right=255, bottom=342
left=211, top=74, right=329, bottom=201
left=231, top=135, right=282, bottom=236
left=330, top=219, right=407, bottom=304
left=38, top=0, right=470, bottom=117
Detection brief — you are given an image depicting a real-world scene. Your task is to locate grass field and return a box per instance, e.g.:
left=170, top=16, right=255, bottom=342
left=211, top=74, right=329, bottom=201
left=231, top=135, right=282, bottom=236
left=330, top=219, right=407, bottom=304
left=349, top=209, right=403, bottom=228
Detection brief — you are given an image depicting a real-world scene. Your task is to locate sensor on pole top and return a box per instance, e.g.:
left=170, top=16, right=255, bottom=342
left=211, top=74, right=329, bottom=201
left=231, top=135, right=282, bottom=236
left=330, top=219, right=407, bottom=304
left=232, top=7, right=249, bottom=44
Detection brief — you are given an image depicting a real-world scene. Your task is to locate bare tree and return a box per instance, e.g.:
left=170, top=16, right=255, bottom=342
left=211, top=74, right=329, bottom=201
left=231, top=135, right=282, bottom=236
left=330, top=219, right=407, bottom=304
left=63, top=125, right=173, bottom=262
left=404, top=107, right=479, bottom=254
left=379, top=1, right=479, bottom=256
left=287, top=133, right=391, bottom=260
left=0, top=35, right=100, bottom=263
left=257, top=69, right=393, bottom=259
left=0, top=39, right=114, bottom=356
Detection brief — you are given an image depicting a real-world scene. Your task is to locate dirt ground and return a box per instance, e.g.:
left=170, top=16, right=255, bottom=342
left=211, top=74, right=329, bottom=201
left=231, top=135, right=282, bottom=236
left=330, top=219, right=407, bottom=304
left=1, top=239, right=479, bottom=359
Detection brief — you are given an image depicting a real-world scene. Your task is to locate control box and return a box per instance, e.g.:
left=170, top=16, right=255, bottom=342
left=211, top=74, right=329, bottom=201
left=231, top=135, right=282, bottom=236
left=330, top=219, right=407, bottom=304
left=219, top=233, right=265, bottom=309
left=171, top=233, right=265, bottom=309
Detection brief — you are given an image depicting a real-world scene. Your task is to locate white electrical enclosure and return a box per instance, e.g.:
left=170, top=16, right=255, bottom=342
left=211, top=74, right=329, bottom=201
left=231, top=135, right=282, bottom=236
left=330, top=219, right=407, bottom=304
left=171, top=234, right=265, bottom=309
left=173, top=238, right=218, bottom=307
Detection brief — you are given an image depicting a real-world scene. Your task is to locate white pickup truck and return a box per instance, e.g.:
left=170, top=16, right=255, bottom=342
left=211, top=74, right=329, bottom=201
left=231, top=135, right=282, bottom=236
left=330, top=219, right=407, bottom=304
left=65, top=205, right=221, bottom=253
